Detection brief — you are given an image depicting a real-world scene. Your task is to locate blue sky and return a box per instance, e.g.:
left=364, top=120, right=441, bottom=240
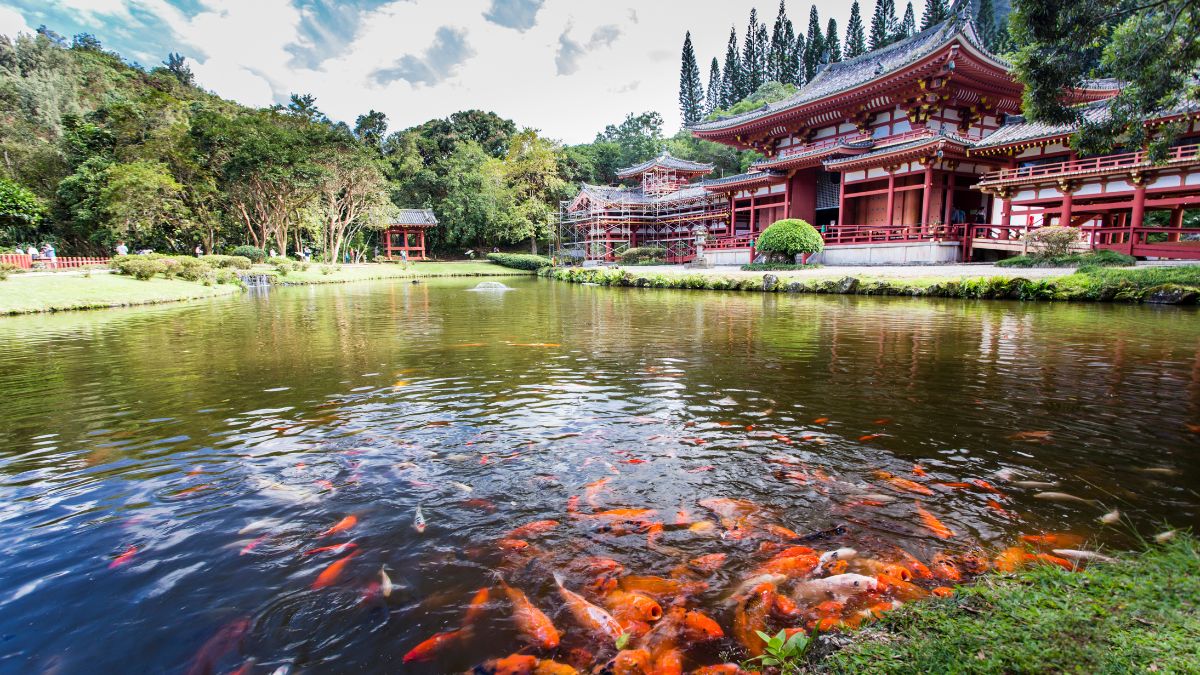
left=0, top=0, right=873, bottom=143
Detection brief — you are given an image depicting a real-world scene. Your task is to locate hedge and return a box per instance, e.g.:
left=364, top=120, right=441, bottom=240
left=619, top=246, right=667, bottom=264
left=756, top=219, right=824, bottom=260
left=201, top=254, right=252, bottom=270
left=230, top=245, right=266, bottom=263
left=486, top=252, right=551, bottom=270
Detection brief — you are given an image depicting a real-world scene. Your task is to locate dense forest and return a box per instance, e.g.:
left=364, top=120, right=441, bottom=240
left=0, top=29, right=760, bottom=258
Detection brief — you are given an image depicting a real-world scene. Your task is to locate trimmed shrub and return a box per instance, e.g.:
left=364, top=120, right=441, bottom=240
left=202, top=254, right=252, bottom=270
left=0, top=262, right=19, bottom=280
left=619, top=246, right=667, bottom=264
left=231, top=245, right=267, bottom=263
left=741, top=262, right=822, bottom=271
left=487, top=252, right=551, bottom=270
left=113, top=256, right=167, bottom=280
left=1023, top=225, right=1080, bottom=258
left=755, top=219, right=824, bottom=261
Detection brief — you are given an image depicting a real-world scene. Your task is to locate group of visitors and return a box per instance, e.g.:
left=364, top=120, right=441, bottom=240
left=10, top=244, right=57, bottom=267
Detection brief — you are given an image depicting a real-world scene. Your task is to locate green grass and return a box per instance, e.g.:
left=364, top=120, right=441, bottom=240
left=823, top=536, right=1200, bottom=674
left=267, top=261, right=531, bottom=284
left=0, top=273, right=240, bottom=315
left=741, top=263, right=824, bottom=271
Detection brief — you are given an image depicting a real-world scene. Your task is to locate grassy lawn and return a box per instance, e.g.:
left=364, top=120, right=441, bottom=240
left=823, top=537, right=1200, bottom=673
left=266, top=260, right=532, bottom=284
left=0, top=273, right=239, bottom=315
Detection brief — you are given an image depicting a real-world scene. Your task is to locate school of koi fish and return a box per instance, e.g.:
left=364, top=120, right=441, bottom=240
left=134, top=411, right=1143, bottom=675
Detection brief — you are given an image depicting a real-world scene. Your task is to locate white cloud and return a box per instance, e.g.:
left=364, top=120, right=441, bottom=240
left=28, top=0, right=866, bottom=143
left=0, top=7, right=33, bottom=38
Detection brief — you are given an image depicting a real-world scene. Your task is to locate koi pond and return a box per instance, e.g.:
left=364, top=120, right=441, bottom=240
left=1, top=277, right=1198, bottom=674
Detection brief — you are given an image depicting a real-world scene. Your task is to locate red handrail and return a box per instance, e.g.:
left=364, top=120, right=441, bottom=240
left=0, top=254, right=111, bottom=270
left=980, top=142, right=1200, bottom=183
left=823, top=223, right=962, bottom=245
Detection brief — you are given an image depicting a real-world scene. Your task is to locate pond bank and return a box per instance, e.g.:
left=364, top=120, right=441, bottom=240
left=0, top=261, right=528, bottom=315
left=822, top=536, right=1200, bottom=673
left=540, top=263, right=1200, bottom=304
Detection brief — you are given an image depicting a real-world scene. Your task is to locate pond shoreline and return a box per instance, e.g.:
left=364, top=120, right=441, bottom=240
left=539, top=264, right=1200, bottom=305
left=0, top=262, right=533, bottom=316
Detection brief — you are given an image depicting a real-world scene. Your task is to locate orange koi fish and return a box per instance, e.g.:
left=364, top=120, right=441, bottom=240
left=502, top=583, right=561, bottom=650
left=618, top=575, right=705, bottom=600
left=875, top=470, right=934, bottom=496
left=604, top=590, right=663, bottom=622
left=652, top=649, right=684, bottom=675
left=1009, top=430, right=1053, bottom=442
left=403, top=629, right=467, bottom=663
left=930, top=553, right=962, bottom=581
left=933, top=482, right=974, bottom=490
left=173, top=484, right=212, bottom=497
left=610, top=649, right=652, bottom=675
left=874, top=574, right=929, bottom=602
left=813, top=417, right=830, bottom=424
left=1020, top=533, right=1084, bottom=549
left=476, top=654, right=538, bottom=674
left=691, top=665, right=745, bottom=675
left=931, top=586, right=955, bottom=598
left=584, top=477, right=610, bottom=508
left=318, top=515, right=357, bottom=538
left=109, top=545, right=138, bottom=569
left=970, top=479, right=1004, bottom=495
left=732, top=583, right=775, bottom=657
left=238, top=535, right=268, bottom=556
left=859, top=434, right=883, bottom=442
left=312, top=550, right=359, bottom=589
left=553, top=573, right=621, bottom=641
left=994, top=546, right=1029, bottom=572
left=915, top=502, right=955, bottom=539
left=183, top=616, right=251, bottom=675
left=688, top=553, right=727, bottom=575
left=682, top=610, right=724, bottom=641
left=507, top=520, right=560, bottom=539
left=873, top=418, right=893, bottom=425
left=303, top=541, right=357, bottom=556
left=986, top=499, right=1017, bottom=519
left=912, top=464, right=928, bottom=477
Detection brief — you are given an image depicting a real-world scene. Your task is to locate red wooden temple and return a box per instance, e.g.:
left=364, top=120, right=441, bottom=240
left=560, top=11, right=1200, bottom=264
left=383, top=209, right=437, bottom=261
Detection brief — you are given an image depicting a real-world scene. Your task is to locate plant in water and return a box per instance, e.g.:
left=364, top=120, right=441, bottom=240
left=743, top=628, right=817, bottom=674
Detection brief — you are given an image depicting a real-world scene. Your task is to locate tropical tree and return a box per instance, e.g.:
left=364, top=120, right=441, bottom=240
left=921, top=0, right=949, bottom=30
left=98, top=160, right=190, bottom=245
left=767, top=0, right=797, bottom=84
left=741, top=10, right=765, bottom=95
left=503, top=129, right=567, bottom=253
left=705, top=57, right=722, bottom=115
left=720, top=27, right=742, bottom=107
left=0, top=177, right=45, bottom=245
left=678, top=32, right=704, bottom=126
left=595, top=112, right=664, bottom=170
left=869, top=0, right=898, bottom=51
left=354, top=110, right=388, bottom=151
left=1009, top=0, right=1200, bottom=158
left=898, top=2, right=917, bottom=40
left=803, top=5, right=825, bottom=81
left=824, top=18, right=842, bottom=63
left=976, top=0, right=998, bottom=49
left=315, top=139, right=393, bottom=263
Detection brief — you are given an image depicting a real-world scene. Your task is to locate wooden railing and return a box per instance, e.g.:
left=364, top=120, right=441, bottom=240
left=980, top=142, right=1200, bottom=183
left=968, top=223, right=1200, bottom=259
left=1, top=254, right=111, bottom=270
left=822, top=223, right=962, bottom=246
left=706, top=235, right=754, bottom=250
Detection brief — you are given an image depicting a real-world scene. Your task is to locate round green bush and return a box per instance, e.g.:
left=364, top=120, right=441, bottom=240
left=231, top=245, right=266, bottom=263
left=201, top=254, right=252, bottom=270
left=755, top=219, right=824, bottom=261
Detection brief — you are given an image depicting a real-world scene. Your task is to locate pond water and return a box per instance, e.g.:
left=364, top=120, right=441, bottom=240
left=1, top=277, right=1198, bottom=674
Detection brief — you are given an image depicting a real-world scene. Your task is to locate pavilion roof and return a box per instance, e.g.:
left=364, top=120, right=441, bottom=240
left=751, top=137, right=876, bottom=170
left=690, top=15, right=1003, bottom=135
left=390, top=209, right=438, bottom=227
left=823, top=131, right=974, bottom=170
left=614, top=151, right=714, bottom=179
left=971, top=98, right=1200, bottom=154
left=701, top=170, right=787, bottom=191
left=570, top=183, right=712, bottom=208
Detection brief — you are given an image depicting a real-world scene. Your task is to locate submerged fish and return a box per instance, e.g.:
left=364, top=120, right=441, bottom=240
left=874, top=470, right=934, bottom=496
left=1033, top=492, right=1099, bottom=506
left=312, top=550, right=358, bottom=589
left=413, top=504, right=427, bottom=533
left=1052, top=549, right=1120, bottom=564
left=380, top=566, right=394, bottom=597
left=1012, top=480, right=1060, bottom=489
left=450, top=481, right=474, bottom=494
left=108, top=545, right=138, bottom=569
left=915, top=502, right=955, bottom=539
left=501, top=582, right=560, bottom=650
left=553, top=573, right=622, bottom=641
left=318, top=515, right=357, bottom=538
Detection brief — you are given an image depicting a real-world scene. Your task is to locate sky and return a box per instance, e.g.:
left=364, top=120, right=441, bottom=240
left=0, top=0, right=925, bottom=144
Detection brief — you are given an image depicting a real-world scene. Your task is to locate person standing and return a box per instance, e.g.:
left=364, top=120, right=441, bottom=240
left=115, top=241, right=129, bottom=256
left=195, top=244, right=204, bottom=257
left=42, top=243, right=56, bottom=268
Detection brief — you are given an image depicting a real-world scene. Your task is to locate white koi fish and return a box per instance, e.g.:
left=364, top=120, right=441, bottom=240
left=413, top=504, right=427, bottom=533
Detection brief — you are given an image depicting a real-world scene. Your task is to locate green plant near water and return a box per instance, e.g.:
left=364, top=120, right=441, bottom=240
left=741, top=262, right=823, bottom=271
left=0, top=262, right=19, bottom=280
left=619, top=246, right=667, bottom=264
left=487, top=252, right=552, bottom=270
left=744, top=629, right=816, bottom=674
left=1022, top=225, right=1081, bottom=258
left=996, top=249, right=1135, bottom=269
left=201, top=254, right=252, bottom=270
left=755, top=219, right=825, bottom=261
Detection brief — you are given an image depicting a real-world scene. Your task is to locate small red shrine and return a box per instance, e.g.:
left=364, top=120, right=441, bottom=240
left=384, top=209, right=437, bottom=260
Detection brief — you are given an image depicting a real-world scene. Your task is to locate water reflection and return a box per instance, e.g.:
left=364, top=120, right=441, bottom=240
left=0, top=278, right=1197, bottom=673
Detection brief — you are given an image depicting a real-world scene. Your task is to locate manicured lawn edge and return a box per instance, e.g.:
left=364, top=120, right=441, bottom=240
left=0, top=274, right=241, bottom=315
left=267, top=261, right=535, bottom=285
left=819, top=536, right=1200, bottom=673
left=539, top=265, right=1200, bottom=304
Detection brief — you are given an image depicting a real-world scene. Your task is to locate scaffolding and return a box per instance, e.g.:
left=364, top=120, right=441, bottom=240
left=556, top=171, right=729, bottom=264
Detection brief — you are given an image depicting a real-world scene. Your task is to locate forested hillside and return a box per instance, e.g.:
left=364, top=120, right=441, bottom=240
left=0, top=29, right=755, bottom=258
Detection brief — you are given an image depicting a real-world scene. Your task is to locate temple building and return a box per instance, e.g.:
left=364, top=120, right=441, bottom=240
left=383, top=209, right=437, bottom=261
left=559, top=12, right=1200, bottom=265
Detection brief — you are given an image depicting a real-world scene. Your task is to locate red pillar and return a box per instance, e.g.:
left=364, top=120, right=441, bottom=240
left=1129, top=176, right=1146, bottom=255
left=749, top=193, right=757, bottom=233
left=920, top=161, right=934, bottom=228
left=885, top=170, right=896, bottom=227
left=1169, top=208, right=1183, bottom=242
left=942, top=173, right=955, bottom=228
left=837, top=171, right=846, bottom=226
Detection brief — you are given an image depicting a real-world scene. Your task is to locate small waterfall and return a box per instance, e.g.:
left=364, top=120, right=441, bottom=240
left=238, top=273, right=274, bottom=288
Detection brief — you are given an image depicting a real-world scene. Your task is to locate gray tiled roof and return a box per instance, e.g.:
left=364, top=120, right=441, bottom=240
left=823, top=131, right=974, bottom=167
left=391, top=209, right=438, bottom=226
left=972, top=98, right=1200, bottom=149
left=574, top=183, right=712, bottom=207
left=614, top=151, right=714, bottom=179
left=690, top=16, right=998, bottom=133
left=701, top=171, right=787, bottom=188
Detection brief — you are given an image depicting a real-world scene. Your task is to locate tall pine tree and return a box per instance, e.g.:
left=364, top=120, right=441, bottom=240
left=678, top=32, right=704, bottom=125
left=770, top=0, right=799, bottom=85
left=825, top=18, right=842, bottom=63
left=705, top=57, right=722, bottom=115
left=791, top=28, right=806, bottom=86
left=869, top=0, right=897, bottom=51
left=756, top=23, right=769, bottom=84
left=845, top=0, right=867, bottom=58
left=899, top=2, right=916, bottom=40
left=976, top=0, right=997, bottom=49
left=803, top=5, right=825, bottom=81
left=921, top=0, right=949, bottom=30
left=741, top=9, right=765, bottom=95
left=720, top=27, right=742, bottom=107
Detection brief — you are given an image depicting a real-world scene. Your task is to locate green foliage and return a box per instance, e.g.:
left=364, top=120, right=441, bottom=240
left=825, top=536, right=1200, bottom=674
left=201, top=254, right=251, bottom=270
left=744, top=629, right=816, bottom=674
left=845, top=1, right=868, bottom=59
left=0, top=262, right=20, bottom=280
left=1009, top=0, right=1200, bottom=157
left=679, top=32, right=704, bottom=126
left=741, top=262, right=822, bottom=271
left=996, top=249, right=1135, bottom=268
left=111, top=254, right=167, bottom=280
left=0, top=177, right=46, bottom=245
left=709, top=81, right=798, bottom=120
left=620, top=246, right=666, bottom=264
left=487, top=252, right=551, bottom=270
left=1022, top=225, right=1080, bottom=258
left=756, top=219, right=824, bottom=260
left=230, top=245, right=266, bottom=263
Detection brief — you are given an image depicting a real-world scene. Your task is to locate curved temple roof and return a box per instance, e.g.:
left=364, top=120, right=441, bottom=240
left=390, top=209, right=438, bottom=227
left=615, top=150, right=714, bottom=179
